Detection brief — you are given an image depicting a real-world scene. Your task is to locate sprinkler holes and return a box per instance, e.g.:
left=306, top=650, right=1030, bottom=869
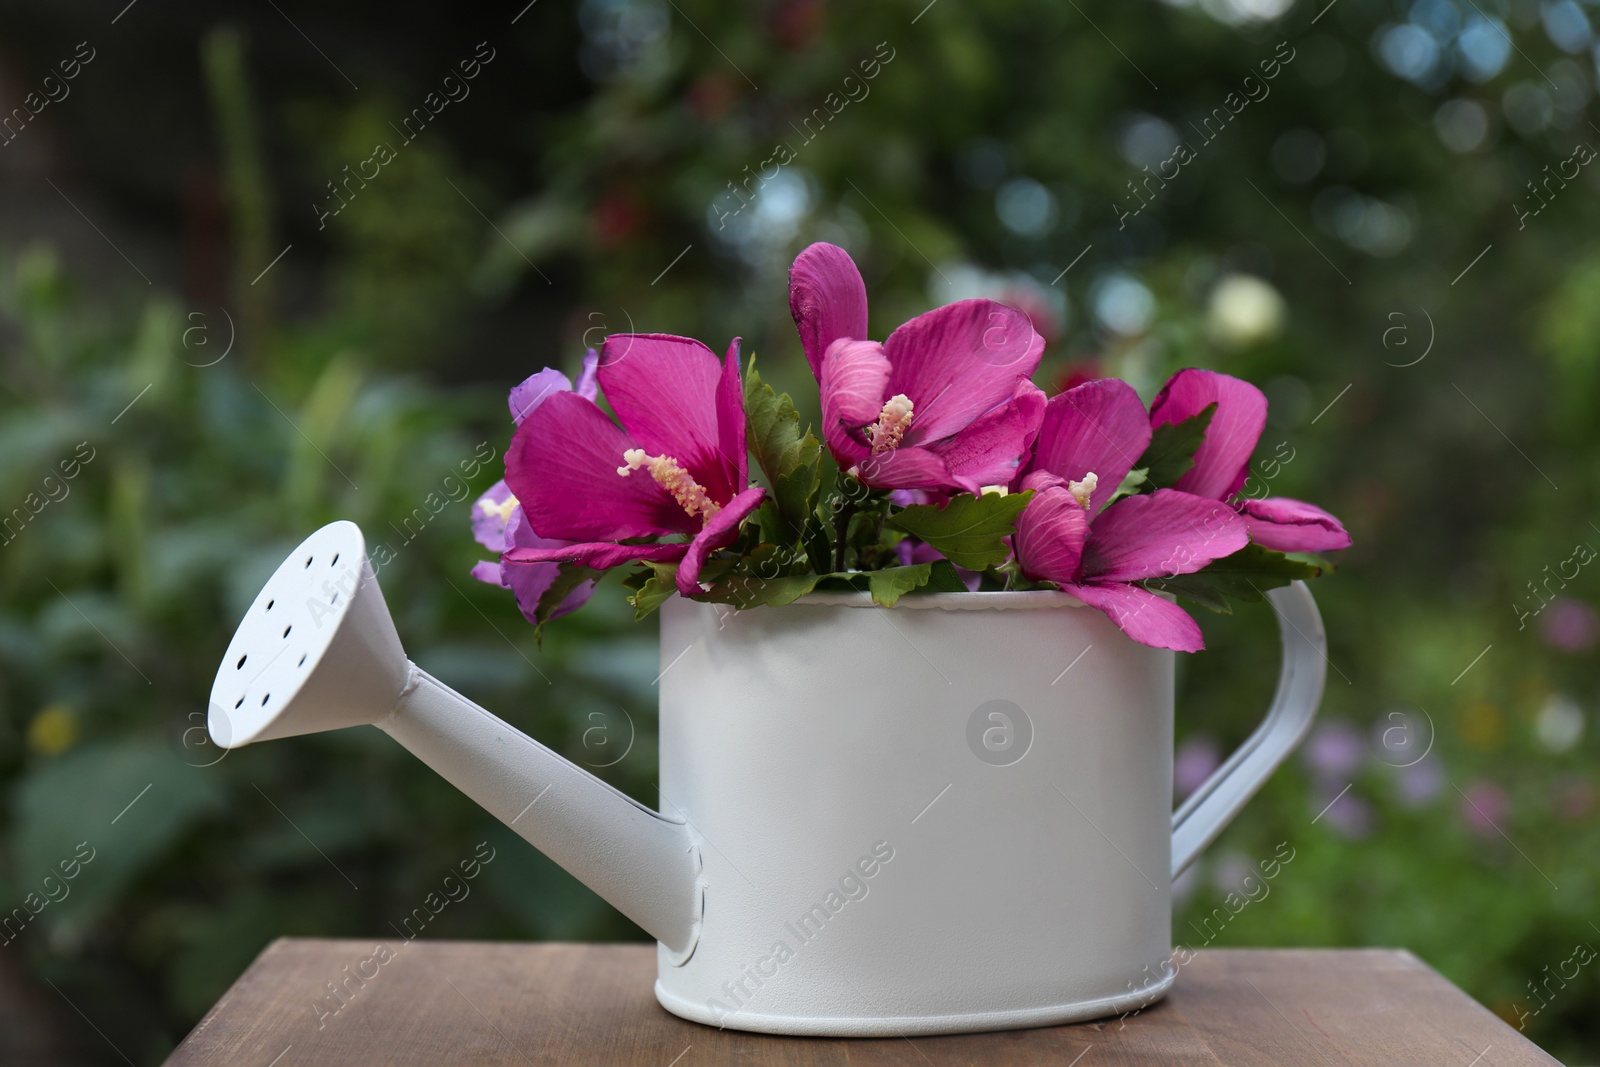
left=236, top=655, right=247, bottom=670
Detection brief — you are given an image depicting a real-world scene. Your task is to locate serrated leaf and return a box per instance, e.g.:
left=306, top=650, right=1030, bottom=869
left=744, top=541, right=809, bottom=580
left=772, top=464, right=822, bottom=537
left=745, top=362, right=822, bottom=537
left=926, top=559, right=971, bottom=592
left=1143, top=543, right=1321, bottom=611
left=885, top=491, right=1033, bottom=571
left=628, top=562, right=679, bottom=620
left=698, top=572, right=823, bottom=609
left=1135, top=403, right=1217, bottom=490
left=864, top=563, right=933, bottom=606
left=801, top=512, right=833, bottom=574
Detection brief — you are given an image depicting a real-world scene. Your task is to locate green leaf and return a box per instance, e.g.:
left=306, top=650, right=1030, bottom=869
left=699, top=572, right=822, bottom=609
left=801, top=511, right=833, bottom=574
left=1144, top=543, right=1322, bottom=613
left=926, top=559, right=970, bottom=592
left=772, top=464, right=822, bottom=537
left=744, top=541, right=809, bottom=580
left=885, top=491, right=1033, bottom=571
left=627, top=562, right=679, bottom=620
left=1135, top=402, right=1216, bottom=490
left=532, top=562, right=600, bottom=639
left=745, top=361, right=822, bottom=536
left=864, top=563, right=933, bottom=606
left=1106, top=465, right=1149, bottom=507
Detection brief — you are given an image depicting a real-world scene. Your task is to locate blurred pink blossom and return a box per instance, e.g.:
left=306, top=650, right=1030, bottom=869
left=1174, top=735, right=1221, bottom=801
left=1459, top=780, right=1509, bottom=837
left=1540, top=597, right=1599, bottom=652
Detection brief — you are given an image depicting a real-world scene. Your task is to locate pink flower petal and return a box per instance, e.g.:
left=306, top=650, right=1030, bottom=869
left=1237, top=496, right=1352, bottom=552
left=1083, top=489, right=1248, bottom=582
left=883, top=299, right=1045, bottom=443
left=790, top=242, right=870, bottom=377
left=469, top=559, right=503, bottom=585
left=1149, top=369, right=1267, bottom=501
left=1030, top=378, right=1152, bottom=511
left=508, top=368, right=574, bottom=425
left=929, top=380, right=1047, bottom=492
left=853, top=445, right=955, bottom=490
left=717, top=337, right=748, bottom=488
left=598, top=333, right=733, bottom=501
left=677, top=486, right=766, bottom=595
left=1063, top=581, right=1205, bottom=653
left=508, top=391, right=694, bottom=541
left=820, top=338, right=890, bottom=468
left=504, top=540, right=688, bottom=570
left=1013, top=482, right=1090, bottom=584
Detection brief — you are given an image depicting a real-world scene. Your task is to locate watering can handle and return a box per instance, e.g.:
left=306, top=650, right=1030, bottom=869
left=1170, top=581, right=1327, bottom=879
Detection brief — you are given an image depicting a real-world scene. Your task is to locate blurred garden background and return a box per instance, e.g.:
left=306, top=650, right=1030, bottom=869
left=0, top=0, right=1597, bottom=1061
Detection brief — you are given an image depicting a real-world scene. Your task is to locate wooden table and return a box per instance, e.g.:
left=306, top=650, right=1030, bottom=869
left=166, top=940, right=1558, bottom=1066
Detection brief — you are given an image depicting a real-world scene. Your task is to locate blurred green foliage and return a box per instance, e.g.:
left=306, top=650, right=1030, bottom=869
left=2, top=0, right=1599, bottom=1061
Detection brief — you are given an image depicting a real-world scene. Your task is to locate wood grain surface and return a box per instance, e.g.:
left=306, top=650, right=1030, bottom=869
left=165, top=941, right=1559, bottom=1066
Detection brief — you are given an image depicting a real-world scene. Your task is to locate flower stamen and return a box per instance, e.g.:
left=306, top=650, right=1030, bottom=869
left=868, top=393, right=915, bottom=454
left=479, top=493, right=520, bottom=525
left=617, top=448, right=721, bottom=524
left=1067, top=472, right=1098, bottom=510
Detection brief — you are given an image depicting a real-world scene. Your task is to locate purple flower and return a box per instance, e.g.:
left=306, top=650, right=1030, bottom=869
left=1150, top=369, right=1351, bottom=553
left=1301, top=719, right=1365, bottom=782
left=1459, top=780, right=1509, bottom=838
left=1392, top=759, right=1444, bottom=808
left=470, top=357, right=602, bottom=622
left=1174, top=735, right=1221, bottom=801
left=1539, top=597, right=1599, bottom=652
left=789, top=242, right=1048, bottom=493
left=1011, top=378, right=1249, bottom=652
left=503, top=334, right=764, bottom=596
left=1313, top=784, right=1374, bottom=838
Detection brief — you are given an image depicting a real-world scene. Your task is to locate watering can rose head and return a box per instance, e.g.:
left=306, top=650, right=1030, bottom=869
left=469, top=242, right=1350, bottom=652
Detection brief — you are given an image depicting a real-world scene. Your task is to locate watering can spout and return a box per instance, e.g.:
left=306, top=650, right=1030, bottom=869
left=206, top=521, right=704, bottom=961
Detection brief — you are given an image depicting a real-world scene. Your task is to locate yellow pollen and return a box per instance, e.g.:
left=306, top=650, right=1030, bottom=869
left=617, top=448, right=721, bottom=524
left=868, top=394, right=915, bottom=454
left=480, top=493, right=520, bottom=525
left=1067, top=472, right=1098, bottom=510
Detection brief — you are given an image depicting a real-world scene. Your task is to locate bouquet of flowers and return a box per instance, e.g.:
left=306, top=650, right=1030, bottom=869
left=468, top=243, right=1349, bottom=652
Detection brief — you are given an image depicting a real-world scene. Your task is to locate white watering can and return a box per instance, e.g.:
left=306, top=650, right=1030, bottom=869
left=209, top=520, right=1326, bottom=1036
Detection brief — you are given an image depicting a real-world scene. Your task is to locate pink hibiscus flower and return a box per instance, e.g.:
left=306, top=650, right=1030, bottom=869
left=1011, top=378, right=1249, bottom=652
left=501, top=334, right=764, bottom=596
left=788, top=242, right=1047, bottom=493
left=1150, top=369, right=1351, bottom=553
